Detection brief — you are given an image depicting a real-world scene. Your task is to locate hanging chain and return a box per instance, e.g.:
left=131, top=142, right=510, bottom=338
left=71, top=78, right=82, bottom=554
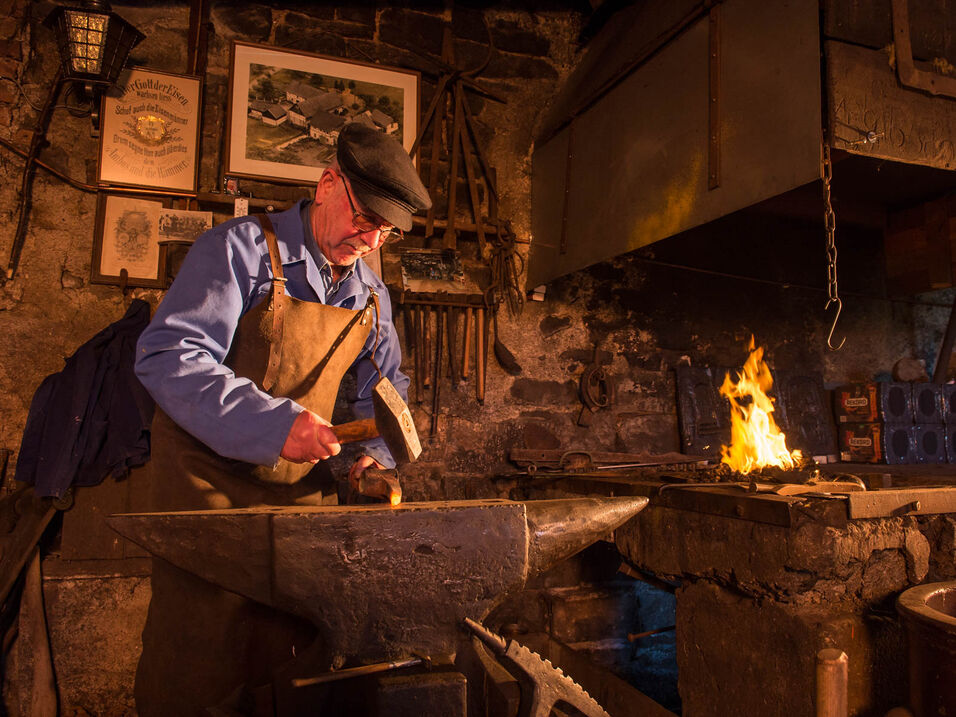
left=822, top=143, right=845, bottom=351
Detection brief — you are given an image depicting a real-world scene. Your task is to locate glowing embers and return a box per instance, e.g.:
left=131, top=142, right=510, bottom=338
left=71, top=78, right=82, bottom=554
left=720, top=337, right=802, bottom=475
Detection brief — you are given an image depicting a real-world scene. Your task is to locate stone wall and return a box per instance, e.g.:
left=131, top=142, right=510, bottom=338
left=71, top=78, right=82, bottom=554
left=0, top=1, right=950, bottom=713
left=0, top=2, right=943, bottom=498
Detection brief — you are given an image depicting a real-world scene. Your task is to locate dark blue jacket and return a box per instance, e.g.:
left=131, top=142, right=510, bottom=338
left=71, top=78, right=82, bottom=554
left=15, top=299, right=155, bottom=498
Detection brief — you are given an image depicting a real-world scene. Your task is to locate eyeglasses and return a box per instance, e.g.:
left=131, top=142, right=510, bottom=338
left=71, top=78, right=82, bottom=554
left=340, top=175, right=403, bottom=244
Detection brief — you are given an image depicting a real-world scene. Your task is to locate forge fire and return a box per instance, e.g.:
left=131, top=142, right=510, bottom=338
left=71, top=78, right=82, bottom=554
left=719, top=338, right=802, bottom=475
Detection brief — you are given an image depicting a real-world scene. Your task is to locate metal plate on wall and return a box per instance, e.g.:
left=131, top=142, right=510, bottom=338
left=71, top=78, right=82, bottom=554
left=528, top=0, right=823, bottom=287
left=676, top=365, right=730, bottom=457
left=826, top=40, right=956, bottom=170
left=773, top=371, right=839, bottom=458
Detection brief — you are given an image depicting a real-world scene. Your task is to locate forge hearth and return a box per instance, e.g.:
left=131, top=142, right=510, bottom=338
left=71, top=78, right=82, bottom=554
left=520, top=462, right=956, bottom=716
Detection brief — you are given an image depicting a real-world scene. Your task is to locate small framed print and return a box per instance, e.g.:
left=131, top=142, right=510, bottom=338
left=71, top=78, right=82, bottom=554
left=91, top=193, right=166, bottom=288
left=158, top=208, right=212, bottom=243
left=98, top=68, right=203, bottom=193
left=225, top=41, right=419, bottom=184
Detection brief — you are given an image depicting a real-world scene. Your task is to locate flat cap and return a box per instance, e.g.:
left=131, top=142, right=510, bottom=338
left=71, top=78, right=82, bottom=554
left=336, top=123, right=432, bottom=231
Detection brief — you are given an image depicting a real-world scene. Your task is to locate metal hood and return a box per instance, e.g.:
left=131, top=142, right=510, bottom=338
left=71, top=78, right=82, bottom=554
left=528, top=0, right=956, bottom=288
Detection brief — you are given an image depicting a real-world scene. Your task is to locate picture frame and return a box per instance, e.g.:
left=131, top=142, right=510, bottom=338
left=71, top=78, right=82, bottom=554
left=90, top=193, right=163, bottom=288
left=225, top=41, right=420, bottom=185
left=98, top=68, right=203, bottom=193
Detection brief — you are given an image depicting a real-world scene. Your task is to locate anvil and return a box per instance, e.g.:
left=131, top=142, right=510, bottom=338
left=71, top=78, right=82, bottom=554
left=108, top=497, right=647, bottom=666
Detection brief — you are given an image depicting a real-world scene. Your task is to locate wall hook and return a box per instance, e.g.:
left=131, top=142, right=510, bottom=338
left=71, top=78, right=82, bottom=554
left=825, top=297, right=846, bottom=351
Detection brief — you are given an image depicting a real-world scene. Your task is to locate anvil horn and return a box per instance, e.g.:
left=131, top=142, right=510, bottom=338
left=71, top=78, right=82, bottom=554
left=108, top=497, right=647, bottom=664
left=523, top=497, right=649, bottom=576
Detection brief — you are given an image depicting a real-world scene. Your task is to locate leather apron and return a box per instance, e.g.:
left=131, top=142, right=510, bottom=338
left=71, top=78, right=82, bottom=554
left=136, top=214, right=378, bottom=716
left=145, top=213, right=375, bottom=512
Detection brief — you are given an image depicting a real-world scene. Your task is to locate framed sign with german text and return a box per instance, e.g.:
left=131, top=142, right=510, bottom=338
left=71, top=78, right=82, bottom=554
left=225, top=41, right=419, bottom=185
left=97, top=68, right=203, bottom=193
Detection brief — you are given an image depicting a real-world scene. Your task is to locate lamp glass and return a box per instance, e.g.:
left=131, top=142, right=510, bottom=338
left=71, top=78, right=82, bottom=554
left=64, top=10, right=108, bottom=75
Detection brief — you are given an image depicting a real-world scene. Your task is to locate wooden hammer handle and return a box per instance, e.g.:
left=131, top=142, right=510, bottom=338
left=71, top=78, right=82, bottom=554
left=331, top=418, right=378, bottom=444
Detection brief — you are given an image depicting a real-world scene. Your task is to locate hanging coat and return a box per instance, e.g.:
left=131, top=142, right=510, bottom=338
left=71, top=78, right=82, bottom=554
left=14, top=299, right=155, bottom=499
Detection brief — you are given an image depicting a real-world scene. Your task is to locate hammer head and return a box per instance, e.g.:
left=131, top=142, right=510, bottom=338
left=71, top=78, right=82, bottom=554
left=372, top=377, right=421, bottom=464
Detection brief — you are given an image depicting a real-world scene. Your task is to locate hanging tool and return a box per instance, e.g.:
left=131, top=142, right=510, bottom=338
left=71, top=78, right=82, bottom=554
left=464, top=618, right=611, bottom=717
left=577, top=346, right=614, bottom=426
left=431, top=307, right=445, bottom=436
left=423, top=307, right=432, bottom=388
left=491, top=306, right=522, bottom=376
left=476, top=306, right=486, bottom=404
left=447, top=305, right=459, bottom=383
left=413, top=306, right=424, bottom=403
left=462, top=308, right=473, bottom=380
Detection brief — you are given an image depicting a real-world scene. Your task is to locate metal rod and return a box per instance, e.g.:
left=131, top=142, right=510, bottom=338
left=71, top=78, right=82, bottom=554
left=626, top=625, right=676, bottom=642
left=933, top=293, right=956, bottom=382
left=413, top=306, right=423, bottom=403
left=462, top=307, right=473, bottom=380
left=476, top=306, right=485, bottom=404
left=5, top=70, right=63, bottom=280
left=603, top=255, right=956, bottom=309
left=815, top=648, right=848, bottom=717
left=431, top=307, right=444, bottom=436
left=292, top=657, right=423, bottom=687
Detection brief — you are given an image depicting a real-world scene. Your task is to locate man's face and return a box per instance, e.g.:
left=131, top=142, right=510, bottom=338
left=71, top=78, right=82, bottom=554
left=312, top=170, right=394, bottom=267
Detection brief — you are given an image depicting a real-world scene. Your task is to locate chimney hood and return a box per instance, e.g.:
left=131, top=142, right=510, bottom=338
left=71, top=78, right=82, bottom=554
left=528, top=0, right=956, bottom=288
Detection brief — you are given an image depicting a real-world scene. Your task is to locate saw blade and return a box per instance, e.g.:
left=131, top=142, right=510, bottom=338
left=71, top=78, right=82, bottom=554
left=464, top=618, right=610, bottom=717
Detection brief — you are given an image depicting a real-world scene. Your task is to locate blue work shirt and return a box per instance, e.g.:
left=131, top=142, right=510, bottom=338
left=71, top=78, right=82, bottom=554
left=134, top=200, right=407, bottom=469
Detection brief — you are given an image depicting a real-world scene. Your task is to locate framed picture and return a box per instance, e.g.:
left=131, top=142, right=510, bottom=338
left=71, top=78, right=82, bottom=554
left=98, top=68, right=203, bottom=193
left=91, top=193, right=166, bottom=288
left=158, top=208, right=212, bottom=243
left=225, top=41, right=419, bottom=184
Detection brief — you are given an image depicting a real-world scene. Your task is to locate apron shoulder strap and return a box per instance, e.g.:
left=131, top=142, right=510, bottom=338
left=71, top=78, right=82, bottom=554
left=256, top=213, right=286, bottom=392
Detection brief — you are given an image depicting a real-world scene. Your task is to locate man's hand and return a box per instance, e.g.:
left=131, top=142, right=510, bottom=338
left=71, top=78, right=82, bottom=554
left=348, top=454, right=386, bottom=491
left=280, top=410, right=341, bottom=463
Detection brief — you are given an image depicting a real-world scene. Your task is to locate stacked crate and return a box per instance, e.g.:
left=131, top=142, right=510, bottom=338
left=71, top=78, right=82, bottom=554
left=835, top=382, right=951, bottom=463
left=943, top=385, right=956, bottom=462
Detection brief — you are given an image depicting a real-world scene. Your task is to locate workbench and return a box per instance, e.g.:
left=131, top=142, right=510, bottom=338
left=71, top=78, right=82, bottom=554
left=523, top=464, right=956, bottom=716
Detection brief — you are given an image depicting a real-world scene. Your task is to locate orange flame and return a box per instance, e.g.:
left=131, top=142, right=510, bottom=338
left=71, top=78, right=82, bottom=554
left=719, top=337, right=801, bottom=474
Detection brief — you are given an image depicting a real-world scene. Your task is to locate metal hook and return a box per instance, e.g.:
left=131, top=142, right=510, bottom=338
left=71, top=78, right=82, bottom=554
left=825, top=298, right=846, bottom=351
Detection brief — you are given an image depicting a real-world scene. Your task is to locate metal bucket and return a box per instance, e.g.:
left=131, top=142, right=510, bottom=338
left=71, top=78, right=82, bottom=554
left=897, top=581, right=956, bottom=716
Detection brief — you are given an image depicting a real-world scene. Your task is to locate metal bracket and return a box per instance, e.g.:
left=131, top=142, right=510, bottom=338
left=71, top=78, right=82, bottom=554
left=708, top=3, right=721, bottom=189
left=891, top=0, right=956, bottom=99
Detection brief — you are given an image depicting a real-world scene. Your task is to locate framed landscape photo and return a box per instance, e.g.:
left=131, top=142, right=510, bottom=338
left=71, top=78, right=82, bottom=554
left=91, top=193, right=166, bottom=288
left=98, top=68, right=203, bottom=193
left=225, top=41, right=420, bottom=184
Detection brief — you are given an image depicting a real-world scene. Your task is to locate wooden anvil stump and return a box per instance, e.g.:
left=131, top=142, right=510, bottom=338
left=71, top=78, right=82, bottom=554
left=108, top=497, right=647, bottom=666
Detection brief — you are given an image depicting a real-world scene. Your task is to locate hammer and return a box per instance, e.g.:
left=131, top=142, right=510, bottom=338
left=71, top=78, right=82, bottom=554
left=329, top=376, right=422, bottom=466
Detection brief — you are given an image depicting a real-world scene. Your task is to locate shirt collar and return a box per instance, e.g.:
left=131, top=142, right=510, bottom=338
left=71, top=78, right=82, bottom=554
left=299, top=200, right=357, bottom=295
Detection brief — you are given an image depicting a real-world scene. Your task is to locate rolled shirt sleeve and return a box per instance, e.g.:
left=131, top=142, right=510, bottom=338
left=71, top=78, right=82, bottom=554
left=135, top=217, right=302, bottom=467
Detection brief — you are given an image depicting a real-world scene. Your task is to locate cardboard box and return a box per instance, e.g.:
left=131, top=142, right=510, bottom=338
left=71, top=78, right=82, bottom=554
left=833, top=382, right=913, bottom=423
left=838, top=423, right=883, bottom=463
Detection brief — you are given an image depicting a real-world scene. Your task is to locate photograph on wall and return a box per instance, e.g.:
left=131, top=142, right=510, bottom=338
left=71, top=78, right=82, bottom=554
left=91, top=193, right=165, bottom=288
left=159, top=208, right=213, bottom=242
left=226, top=41, right=419, bottom=184
left=98, top=68, right=203, bottom=193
